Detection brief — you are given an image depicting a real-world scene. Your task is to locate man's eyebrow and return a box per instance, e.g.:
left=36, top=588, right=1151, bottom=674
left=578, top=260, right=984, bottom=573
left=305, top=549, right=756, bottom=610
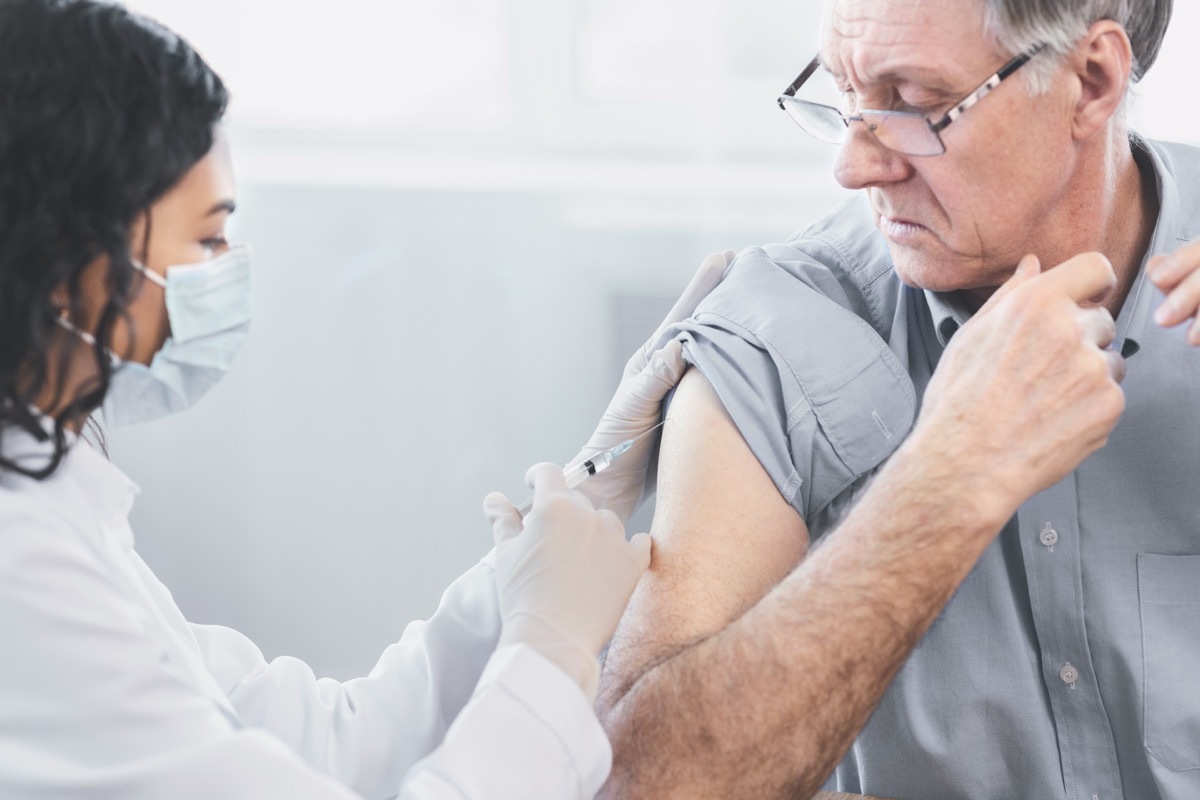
left=207, top=200, right=236, bottom=217
left=883, top=69, right=961, bottom=95
left=816, top=57, right=852, bottom=89
left=818, top=49, right=964, bottom=92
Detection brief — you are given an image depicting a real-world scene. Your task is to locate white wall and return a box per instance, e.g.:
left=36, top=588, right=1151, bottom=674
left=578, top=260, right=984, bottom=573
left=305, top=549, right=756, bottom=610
left=114, top=0, right=1199, bottom=679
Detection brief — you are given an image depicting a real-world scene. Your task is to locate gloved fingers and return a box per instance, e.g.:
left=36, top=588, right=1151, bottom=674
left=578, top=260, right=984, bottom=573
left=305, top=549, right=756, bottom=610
left=611, top=338, right=687, bottom=424
left=525, top=462, right=571, bottom=508
left=595, top=507, right=624, bottom=535
left=645, top=336, right=687, bottom=394
left=627, top=531, right=653, bottom=572
left=484, top=491, right=523, bottom=545
left=655, top=250, right=732, bottom=331
left=625, top=251, right=732, bottom=376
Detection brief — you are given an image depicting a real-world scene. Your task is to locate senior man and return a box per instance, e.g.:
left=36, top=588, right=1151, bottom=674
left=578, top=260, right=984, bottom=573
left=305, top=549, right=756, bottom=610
left=596, top=1, right=1197, bottom=799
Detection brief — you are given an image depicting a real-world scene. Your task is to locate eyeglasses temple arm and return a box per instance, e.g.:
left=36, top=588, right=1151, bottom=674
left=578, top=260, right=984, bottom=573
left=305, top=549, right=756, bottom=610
left=928, top=43, right=1046, bottom=134
left=778, top=56, right=823, bottom=108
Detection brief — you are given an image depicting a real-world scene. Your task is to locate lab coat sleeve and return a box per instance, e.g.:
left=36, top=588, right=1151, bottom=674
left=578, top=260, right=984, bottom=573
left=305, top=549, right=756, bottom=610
left=399, top=644, right=612, bottom=799
left=190, top=553, right=504, bottom=799
left=0, top=500, right=362, bottom=799
left=132, top=647, right=611, bottom=800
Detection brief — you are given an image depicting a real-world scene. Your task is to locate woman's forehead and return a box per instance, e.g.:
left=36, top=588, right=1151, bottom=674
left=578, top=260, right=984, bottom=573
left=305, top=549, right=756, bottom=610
left=160, top=135, right=236, bottom=216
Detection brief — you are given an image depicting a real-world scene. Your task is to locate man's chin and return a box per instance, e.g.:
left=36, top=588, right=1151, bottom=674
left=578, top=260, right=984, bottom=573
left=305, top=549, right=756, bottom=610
left=887, top=247, right=971, bottom=294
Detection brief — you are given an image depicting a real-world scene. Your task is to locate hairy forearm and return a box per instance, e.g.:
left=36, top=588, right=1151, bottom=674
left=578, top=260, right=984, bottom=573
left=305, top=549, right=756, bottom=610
left=599, top=445, right=1008, bottom=799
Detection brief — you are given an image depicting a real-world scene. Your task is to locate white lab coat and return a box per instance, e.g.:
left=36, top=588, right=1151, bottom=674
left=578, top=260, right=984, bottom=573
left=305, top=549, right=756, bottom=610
left=0, top=427, right=611, bottom=799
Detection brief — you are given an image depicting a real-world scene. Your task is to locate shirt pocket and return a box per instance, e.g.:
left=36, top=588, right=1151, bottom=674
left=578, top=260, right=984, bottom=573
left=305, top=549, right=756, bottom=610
left=1138, top=553, right=1200, bottom=772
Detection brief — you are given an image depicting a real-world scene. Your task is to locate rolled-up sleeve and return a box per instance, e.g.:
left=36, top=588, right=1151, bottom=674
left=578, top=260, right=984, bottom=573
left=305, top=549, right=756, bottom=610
left=661, top=243, right=916, bottom=524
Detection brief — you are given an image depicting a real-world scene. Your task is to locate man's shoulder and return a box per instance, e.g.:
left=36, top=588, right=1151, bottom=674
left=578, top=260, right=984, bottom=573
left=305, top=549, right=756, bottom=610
left=760, top=194, right=898, bottom=335
left=671, top=194, right=915, bottom=523
left=780, top=193, right=892, bottom=270
left=1141, top=135, right=1200, bottom=192
left=1142, top=135, right=1200, bottom=162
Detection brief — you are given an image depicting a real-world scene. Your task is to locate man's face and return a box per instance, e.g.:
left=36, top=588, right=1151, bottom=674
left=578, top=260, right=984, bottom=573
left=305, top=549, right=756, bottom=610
left=822, top=0, right=1079, bottom=295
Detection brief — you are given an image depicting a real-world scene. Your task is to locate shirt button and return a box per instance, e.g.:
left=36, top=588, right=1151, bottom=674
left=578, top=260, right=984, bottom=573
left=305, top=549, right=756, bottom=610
left=1060, top=662, right=1079, bottom=686
left=1040, top=524, right=1059, bottom=548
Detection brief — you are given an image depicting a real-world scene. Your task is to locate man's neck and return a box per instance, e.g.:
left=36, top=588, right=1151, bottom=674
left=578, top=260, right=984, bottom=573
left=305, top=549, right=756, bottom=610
left=1085, top=130, right=1159, bottom=317
left=958, top=130, right=1159, bottom=318
left=1099, top=136, right=1156, bottom=314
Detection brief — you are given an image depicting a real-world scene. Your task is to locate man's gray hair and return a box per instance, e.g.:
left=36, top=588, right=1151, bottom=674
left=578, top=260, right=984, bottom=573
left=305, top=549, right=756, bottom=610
left=982, top=0, right=1174, bottom=93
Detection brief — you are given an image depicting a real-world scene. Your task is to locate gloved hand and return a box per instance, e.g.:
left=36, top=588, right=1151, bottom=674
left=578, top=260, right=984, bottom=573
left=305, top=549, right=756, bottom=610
left=484, top=463, right=653, bottom=701
left=571, top=250, right=735, bottom=523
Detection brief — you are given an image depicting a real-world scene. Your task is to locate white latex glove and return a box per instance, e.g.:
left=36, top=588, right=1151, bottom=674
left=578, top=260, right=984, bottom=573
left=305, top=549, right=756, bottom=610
left=483, top=463, right=653, bottom=701
left=571, top=249, right=735, bottom=523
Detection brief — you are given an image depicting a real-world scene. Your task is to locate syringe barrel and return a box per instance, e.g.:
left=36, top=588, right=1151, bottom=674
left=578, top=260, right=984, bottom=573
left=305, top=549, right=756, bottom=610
left=563, top=451, right=614, bottom=490
left=517, top=435, right=643, bottom=516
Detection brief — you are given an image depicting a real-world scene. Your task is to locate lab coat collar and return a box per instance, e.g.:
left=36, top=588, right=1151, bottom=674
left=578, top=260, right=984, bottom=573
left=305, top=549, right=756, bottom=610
left=65, top=438, right=140, bottom=546
left=3, top=413, right=140, bottom=546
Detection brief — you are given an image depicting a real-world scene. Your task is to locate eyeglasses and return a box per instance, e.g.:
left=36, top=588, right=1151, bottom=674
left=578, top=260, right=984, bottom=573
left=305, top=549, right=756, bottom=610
left=777, top=45, right=1045, bottom=157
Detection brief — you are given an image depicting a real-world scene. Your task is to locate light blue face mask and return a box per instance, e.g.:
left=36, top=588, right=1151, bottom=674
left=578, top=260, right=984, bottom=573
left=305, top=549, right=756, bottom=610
left=99, top=244, right=253, bottom=427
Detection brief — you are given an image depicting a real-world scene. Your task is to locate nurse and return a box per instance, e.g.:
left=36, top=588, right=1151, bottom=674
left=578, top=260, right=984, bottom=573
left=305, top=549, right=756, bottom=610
left=0, top=1, right=726, bottom=797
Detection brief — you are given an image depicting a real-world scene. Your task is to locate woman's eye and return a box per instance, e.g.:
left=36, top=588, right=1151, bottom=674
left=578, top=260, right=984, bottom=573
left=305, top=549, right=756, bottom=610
left=200, top=236, right=229, bottom=254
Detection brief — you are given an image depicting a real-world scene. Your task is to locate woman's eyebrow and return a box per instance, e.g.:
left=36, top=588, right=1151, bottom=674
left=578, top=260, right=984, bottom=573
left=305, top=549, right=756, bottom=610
left=206, top=199, right=236, bottom=217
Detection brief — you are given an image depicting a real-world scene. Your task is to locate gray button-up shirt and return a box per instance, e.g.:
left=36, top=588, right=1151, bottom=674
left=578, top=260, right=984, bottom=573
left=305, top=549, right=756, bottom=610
left=662, top=135, right=1200, bottom=800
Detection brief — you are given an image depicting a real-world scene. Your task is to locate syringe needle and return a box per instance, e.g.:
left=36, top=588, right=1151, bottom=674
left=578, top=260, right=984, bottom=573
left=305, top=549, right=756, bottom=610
left=618, top=419, right=668, bottom=450
left=514, top=419, right=668, bottom=517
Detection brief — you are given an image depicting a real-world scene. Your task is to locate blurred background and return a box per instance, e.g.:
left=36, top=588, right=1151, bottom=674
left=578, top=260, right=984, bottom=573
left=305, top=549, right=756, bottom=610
left=113, top=0, right=1200, bottom=679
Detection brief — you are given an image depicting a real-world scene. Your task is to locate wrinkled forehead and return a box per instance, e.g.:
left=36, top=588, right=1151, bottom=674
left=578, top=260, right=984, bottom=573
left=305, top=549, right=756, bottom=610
left=819, top=0, right=1002, bottom=85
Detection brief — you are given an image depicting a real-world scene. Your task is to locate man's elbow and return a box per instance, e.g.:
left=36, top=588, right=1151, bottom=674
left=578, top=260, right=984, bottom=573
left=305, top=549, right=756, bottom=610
left=596, top=698, right=679, bottom=800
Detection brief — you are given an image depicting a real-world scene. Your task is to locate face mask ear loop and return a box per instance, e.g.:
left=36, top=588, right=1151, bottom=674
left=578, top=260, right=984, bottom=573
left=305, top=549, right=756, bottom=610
left=53, top=308, right=122, bottom=367
left=132, top=261, right=168, bottom=290
left=54, top=309, right=98, bottom=347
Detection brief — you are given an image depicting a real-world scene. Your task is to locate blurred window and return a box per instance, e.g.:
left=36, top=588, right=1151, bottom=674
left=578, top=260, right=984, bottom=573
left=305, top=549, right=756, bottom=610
left=129, top=0, right=513, bottom=132
left=126, top=0, right=1196, bottom=153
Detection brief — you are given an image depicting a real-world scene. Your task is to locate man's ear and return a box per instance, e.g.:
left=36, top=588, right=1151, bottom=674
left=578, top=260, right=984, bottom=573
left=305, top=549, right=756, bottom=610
left=1070, top=19, right=1134, bottom=141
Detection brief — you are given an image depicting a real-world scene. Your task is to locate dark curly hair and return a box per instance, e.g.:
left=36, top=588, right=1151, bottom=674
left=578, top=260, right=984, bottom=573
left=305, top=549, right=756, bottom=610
left=0, top=0, right=228, bottom=479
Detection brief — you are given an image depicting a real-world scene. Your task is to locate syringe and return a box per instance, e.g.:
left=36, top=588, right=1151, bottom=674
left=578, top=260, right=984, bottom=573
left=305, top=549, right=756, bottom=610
left=516, top=420, right=667, bottom=517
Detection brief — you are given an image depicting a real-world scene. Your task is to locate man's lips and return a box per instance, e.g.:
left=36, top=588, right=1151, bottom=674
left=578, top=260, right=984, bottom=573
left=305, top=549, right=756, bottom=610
left=877, top=213, right=931, bottom=242
left=877, top=211, right=925, bottom=229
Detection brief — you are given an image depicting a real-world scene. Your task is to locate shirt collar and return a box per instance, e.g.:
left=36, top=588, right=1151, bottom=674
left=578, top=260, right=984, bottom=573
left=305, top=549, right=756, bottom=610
left=924, top=289, right=973, bottom=347
left=4, top=414, right=140, bottom=545
left=1113, top=133, right=1199, bottom=359
left=921, top=133, right=1194, bottom=356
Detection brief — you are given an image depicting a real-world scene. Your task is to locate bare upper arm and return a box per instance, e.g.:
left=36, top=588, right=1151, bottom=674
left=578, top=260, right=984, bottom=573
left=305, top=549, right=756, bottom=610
left=598, top=367, right=809, bottom=712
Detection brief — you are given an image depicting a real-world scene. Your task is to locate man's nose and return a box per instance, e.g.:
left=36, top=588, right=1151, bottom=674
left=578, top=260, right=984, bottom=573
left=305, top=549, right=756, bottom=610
left=833, top=122, right=914, bottom=190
